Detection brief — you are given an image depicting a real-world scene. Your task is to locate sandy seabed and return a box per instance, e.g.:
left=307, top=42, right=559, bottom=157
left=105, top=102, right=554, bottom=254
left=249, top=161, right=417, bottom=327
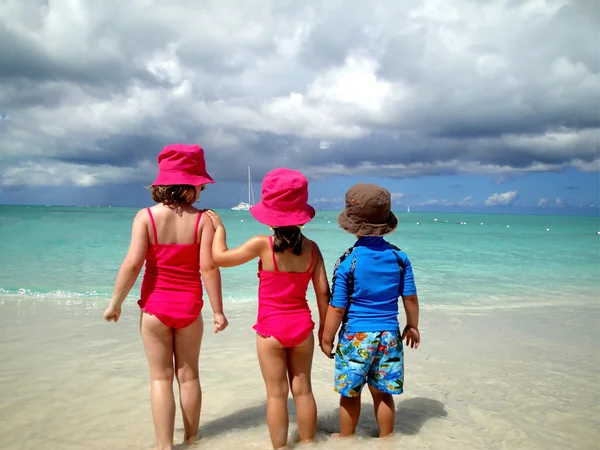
left=0, top=296, right=598, bottom=450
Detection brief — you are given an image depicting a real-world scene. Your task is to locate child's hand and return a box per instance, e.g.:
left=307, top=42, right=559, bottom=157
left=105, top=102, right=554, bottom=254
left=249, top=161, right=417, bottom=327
left=213, top=312, right=228, bottom=333
left=104, top=304, right=121, bottom=323
left=401, top=325, right=420, bottom=349
left=205, top=210, right=224, bottom=230
left=320, top=340, right=334, bottom=359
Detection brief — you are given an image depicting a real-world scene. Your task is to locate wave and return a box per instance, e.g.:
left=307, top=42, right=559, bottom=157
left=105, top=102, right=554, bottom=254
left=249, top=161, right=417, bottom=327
left=1, top=287, right=596, bottom=311
left=0, top=287, right=109, bottom=299
left=0, top=287, right=260, bottom=304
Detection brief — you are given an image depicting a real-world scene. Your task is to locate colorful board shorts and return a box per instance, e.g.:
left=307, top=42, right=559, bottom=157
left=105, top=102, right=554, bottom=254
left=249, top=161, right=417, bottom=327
left=334, top=330, right=404, bottom=397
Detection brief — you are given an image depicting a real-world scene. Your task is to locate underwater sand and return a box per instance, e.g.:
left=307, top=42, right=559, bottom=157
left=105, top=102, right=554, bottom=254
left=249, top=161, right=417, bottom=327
left=0, top=297, right=598, bottom=449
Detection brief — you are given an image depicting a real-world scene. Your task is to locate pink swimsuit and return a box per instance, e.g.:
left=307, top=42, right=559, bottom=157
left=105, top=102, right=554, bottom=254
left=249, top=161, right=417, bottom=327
left=137, top=208, right=204, bottom=329
left=254, top=236, right=316, bottom=347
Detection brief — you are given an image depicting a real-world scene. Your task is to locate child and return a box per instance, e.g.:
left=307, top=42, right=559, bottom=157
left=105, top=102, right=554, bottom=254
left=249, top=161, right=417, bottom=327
left=103, top=144, right=228, bottom=450
left=205, top=168, right=330, bottom=450
left=320, top=183, right=420, bottom=438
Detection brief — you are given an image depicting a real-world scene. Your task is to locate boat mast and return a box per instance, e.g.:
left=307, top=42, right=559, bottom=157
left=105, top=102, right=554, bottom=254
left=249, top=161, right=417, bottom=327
left=247, top=166, right=251, bottom=205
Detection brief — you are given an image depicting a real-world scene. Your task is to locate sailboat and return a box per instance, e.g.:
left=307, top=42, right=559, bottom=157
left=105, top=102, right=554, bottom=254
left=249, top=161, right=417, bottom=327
left=407, top=205, right=410, bottom=213
left=231, top=166, right=256, bottom=211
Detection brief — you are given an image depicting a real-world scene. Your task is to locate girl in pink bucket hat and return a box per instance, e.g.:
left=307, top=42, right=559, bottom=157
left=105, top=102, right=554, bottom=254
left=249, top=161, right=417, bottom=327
left=103, top=144, right=228, bottom=449
left=206, top=168, right=331, bottom=449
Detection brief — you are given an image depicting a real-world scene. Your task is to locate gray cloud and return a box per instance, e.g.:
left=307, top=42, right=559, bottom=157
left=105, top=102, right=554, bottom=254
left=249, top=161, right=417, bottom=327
left=0, top=0, right=598, bottom=190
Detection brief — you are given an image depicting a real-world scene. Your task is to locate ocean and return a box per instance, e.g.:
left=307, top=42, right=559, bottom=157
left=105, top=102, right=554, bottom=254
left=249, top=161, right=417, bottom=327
left=0, top=205, right=598, bottom=309
left=1, top=204, right=599, bottom=449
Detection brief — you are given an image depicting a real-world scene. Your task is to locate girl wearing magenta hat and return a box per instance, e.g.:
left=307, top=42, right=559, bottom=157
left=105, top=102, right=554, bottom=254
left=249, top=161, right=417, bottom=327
left=206, top=168, right=331, bottom=449
left=103, top=144, right=228, bottom=449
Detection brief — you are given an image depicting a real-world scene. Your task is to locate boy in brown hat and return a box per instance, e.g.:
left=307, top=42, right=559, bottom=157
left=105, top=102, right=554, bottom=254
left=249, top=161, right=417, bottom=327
left=321, top=183, right=420, bottom=438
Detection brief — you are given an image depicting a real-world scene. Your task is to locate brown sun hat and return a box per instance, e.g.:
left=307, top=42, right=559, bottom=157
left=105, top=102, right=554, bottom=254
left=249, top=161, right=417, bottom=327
left=337, top=183, right=398, bottom=236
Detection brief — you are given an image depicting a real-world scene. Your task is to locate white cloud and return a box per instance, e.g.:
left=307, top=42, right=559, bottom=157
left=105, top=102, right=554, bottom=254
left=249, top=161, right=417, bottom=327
left=421, top=198, right=452, bottom=207
left=458, top=196, right=474, bottom=206
left=537, top=197, right=564, bottom=208
left=0, top=0, right=597, bottom=191
left=311, top=197, right=344, bottom=204
left=1, top=161, right=155, bottom=188
left=485, top=191, right=518, bottom=206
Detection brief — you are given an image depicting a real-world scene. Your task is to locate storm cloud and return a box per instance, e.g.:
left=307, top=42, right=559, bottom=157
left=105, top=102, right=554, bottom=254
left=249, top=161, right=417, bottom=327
left=0, top=0, right=598, bottom=190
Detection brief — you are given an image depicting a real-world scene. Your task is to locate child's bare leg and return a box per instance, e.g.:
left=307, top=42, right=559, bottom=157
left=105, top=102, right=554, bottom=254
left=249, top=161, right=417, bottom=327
left=141, top=313, right=176, bottom=450
left=174, top=316, right=204, bottom=443
left=368, top=384, right=395, bottom=437
left=287, top=333, right=317, bottom=442
left=257, top=335, right=290, bottom=449
left=339, top=394, right=361, bottom=436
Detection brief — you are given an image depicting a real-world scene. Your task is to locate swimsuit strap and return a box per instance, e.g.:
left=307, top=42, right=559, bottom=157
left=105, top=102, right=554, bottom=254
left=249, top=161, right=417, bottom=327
left=268, top=236, right=279, bottom=272
left=306, top=241, right=317, bottom=273
left=147, top=208, right=158, bottom=244
left=193, top=211, right=203, bottom=244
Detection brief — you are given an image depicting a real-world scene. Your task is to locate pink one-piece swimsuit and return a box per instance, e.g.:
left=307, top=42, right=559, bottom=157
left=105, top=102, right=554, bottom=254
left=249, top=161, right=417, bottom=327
left=137, top=208, right=204, bottom=329
left=254, top=236, right=316, bottom=347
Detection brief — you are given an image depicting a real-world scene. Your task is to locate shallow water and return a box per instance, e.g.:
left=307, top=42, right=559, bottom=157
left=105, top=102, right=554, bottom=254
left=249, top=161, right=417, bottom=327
left=0, top=297, right=598, bottom=449
left=1, top=206, right=599, bottom=307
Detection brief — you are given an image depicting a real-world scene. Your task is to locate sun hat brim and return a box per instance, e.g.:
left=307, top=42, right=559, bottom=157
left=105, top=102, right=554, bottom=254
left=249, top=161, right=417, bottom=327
left=250, top=201, right=316, bottom=227
left=337, top=208, right=398, bottom=236
left=152, top=170, right=215, bottom=186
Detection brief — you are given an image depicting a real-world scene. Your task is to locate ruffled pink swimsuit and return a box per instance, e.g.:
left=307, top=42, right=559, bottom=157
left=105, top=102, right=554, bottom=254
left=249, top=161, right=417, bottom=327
left=137, top=208, right=204, bottom=328
left=254, top=236, right=316, bottom=347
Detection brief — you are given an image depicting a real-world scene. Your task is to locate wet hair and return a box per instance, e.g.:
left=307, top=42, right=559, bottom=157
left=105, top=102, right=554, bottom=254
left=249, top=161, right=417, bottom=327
left=150, top=185, right=202, bottom=205
left=273, top=226, right=304, bottom=255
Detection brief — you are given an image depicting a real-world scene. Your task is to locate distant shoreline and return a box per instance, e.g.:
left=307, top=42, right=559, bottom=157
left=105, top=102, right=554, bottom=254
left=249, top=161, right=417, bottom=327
left=0, top=203, right=598, bottom=217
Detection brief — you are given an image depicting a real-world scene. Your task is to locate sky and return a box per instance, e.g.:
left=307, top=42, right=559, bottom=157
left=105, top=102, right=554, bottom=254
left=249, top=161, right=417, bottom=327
left=0, top=0, right=598, bottom=215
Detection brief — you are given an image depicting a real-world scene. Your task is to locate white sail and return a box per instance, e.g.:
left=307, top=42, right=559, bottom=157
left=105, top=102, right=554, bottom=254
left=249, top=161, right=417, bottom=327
left=231, top=166, right=255, bottom=211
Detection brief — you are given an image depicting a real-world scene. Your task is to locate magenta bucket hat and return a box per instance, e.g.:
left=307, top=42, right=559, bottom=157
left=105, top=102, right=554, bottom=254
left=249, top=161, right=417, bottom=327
left=152, top=144, right=215, bottom=186
left=250, top=168, right=315, bottom=227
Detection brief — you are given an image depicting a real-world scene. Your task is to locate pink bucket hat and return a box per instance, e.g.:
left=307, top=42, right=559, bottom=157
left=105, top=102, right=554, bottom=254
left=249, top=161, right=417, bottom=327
left=250, top=168, right=315, bottom=227
left=152, top=144, right=215, bottom=186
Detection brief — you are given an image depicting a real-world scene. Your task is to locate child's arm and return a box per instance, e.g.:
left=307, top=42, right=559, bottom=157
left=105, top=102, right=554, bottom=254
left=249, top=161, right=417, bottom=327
left=402, top=295, right=419, bottom=329
left=104, top=210, right=148, bottom=322
left=401, top=294, right=420, bottom=348
left=400, top=255, right=420, bottom=348
left=310, top=244, right=331, bottom=345
left=321, top=305, right=346, bottom=358
left=199, top=214, right=227, bottom=333
left=320, top=257, right=351, bottom=358
left=205, top=210, right=263, bottom=267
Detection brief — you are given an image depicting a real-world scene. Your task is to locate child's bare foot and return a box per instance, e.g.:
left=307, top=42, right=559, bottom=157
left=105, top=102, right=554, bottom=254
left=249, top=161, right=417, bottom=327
left=331, top=433, right=354, bottom=438
left=183, top=435, right=199, bottom=447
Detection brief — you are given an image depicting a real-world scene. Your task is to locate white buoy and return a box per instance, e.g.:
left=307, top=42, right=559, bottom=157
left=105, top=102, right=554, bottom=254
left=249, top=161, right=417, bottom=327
left=328, top=221, right=331, bottom=224
left=546, top=228, right=550, bottom=232
left=506, top=225, right=510, bottom=228
left=416, top=222, right=421, bottom=225
left=445, top=220, right=448, bottom=223
left=241, top=220, right=244, bottom=223
left=480, top=223, right=483, bottom=225
left=434, top=218, right=438, bottom=222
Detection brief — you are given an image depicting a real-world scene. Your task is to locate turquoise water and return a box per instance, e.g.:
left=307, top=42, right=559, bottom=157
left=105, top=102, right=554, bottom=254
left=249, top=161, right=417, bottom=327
left=0, top=205, right=598, bottom=308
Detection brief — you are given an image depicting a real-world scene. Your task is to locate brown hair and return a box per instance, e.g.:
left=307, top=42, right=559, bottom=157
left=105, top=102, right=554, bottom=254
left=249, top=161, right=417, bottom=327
left=273, top=226, right=304, bottom=255
left=150, top=185, right=198, bottom=205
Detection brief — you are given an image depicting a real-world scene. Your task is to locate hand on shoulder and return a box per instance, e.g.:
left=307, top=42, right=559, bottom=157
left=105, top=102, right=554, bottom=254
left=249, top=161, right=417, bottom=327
left=204, top=209, right=224, bottom=229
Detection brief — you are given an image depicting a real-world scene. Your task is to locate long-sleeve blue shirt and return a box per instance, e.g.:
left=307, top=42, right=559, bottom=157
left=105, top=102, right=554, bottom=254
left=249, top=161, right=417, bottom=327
left=330, top=236, right=417, bottom=333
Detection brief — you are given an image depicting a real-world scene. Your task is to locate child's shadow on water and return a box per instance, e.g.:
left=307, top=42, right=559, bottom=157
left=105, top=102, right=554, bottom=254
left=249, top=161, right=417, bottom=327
left=314, top=397, right=448, bottom=438
left=188, top=403, right=267, bottom=440
left=190, top=397, right=447, bottom=443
